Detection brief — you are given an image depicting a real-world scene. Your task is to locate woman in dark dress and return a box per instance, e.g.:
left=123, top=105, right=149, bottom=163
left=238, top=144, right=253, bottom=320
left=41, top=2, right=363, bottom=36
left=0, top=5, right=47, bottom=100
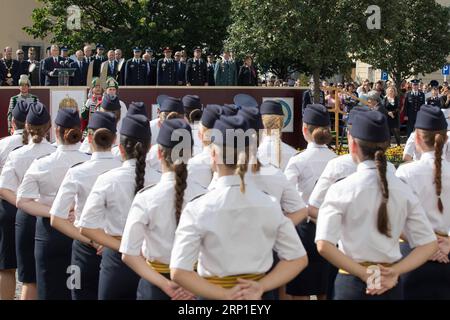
left=237, top=56, right=258, bottom=86
left=382, top=86, right=401, bottom=146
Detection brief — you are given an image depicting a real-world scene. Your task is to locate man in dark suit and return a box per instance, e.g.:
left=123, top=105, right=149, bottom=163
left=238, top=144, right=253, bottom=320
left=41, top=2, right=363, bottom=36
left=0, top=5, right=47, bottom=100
left=143, top=50, right=157, bottom=86
left=206, top=53, right=215, bottom=86
left=174, top=51, right=186, bottom=85
left=302, top=79, right=325, bottom=115
left=39, top=46, right=51, bottom=86
left=42, top=45, right=62, bottom=86
left=186, top=46, right=208, bottom=86
left=404, top=79, right=426, bottom=137
left=157, top=47, right=177, bottom=86
left=70, top=50, right=88, bottom=86
left=92, top=44, right=107, bottom=78
left=0, top=46, right=20, bottom=86
left=16, top=48, right=30, bottom=79
left=124, top=47, right=147, bottom=86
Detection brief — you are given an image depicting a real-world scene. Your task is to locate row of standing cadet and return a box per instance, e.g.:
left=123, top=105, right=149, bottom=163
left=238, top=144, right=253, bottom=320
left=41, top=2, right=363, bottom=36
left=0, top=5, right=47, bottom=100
left=0, top=93, right=448, bottom=300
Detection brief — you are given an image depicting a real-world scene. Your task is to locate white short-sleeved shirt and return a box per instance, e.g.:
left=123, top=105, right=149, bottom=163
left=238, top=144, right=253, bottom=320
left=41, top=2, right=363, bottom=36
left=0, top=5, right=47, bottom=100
left=170, top=175, right=306, bottom=278
left=396, top=151, right=450, bottom=236
left=0, top=140, right=55, bottom=193
left=17, top=144, right=90, bottom=206
left=309, top=154, right=396, bottom=208
left=0, top=130, right=23, bottom=174
left=146, top=143, right=161, bottom=173
left=150, top=118, right=160, bottom=146
left=284, top=142, right=337, bottom=204
left=404, top=131, right=450, bottom=161
left=120, top=172, right=206, bottom=263
left=247, top=164, right=306, bottom=214
left=50, top=152, right=122, bottom=226
left=191, top=123, right=202, bottom=156
left=187, top=145, right=213, bottom=189
left=257, top=135, right=297, bottom=171
left=78, top=159, right=161, bottom=236
left=315, top=160, right=436, bottom=263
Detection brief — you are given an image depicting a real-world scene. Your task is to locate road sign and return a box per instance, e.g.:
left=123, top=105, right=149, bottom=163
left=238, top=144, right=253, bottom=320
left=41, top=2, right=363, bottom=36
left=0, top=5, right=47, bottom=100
left=442, top=65, right=449, bottom=76
left=381, top=71, right=389, bottom=81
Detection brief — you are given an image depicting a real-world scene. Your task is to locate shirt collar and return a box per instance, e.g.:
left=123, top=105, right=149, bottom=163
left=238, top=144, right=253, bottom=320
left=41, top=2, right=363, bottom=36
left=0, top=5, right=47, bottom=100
left=420, top=151, right=436, bottom=161
left=161, top=171, right=176, bottom=183
left=57, top=143, right=81, bottom=152
left=13, top=129, right=23, bottom=135
left=357, top=160, right=377, bottom=172
left=123, top=159, right=137, bottom=168
left=216, top=175, right=243, bottom=188
left=307, top=142, right=327, bottom=149
left=91, top=151, right=114, bottom=160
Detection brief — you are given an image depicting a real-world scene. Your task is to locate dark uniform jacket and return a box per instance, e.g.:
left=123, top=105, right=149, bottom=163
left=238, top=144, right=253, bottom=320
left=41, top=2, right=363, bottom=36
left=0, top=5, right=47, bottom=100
left=144, top=58, right=157, bottom=86
left=404, top=91, right=426, bottom=125
left=186, top=58, right=207, bottom=86
left=301, top=89, right=326, bottom=114
left=125, top=58, right=147, bottom=86
left=0, top=58, right=20, bottom=86
left=157, top=58, right=177, bottom=86
left=237, top=65, right=258, bottom=86
left=175, top=61, right=186, bottom=85
left=70, top=60, right=88, bottom=86
left=92, top=55, right=107, bottom=78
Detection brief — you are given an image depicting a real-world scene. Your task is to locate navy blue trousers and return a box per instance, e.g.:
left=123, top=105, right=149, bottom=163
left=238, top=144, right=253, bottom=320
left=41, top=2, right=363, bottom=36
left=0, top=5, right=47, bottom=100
left=0, top=200, right=17, bottom=270
left=15, top=209, right=36, bottom=283
left=136, top=275, right=171, bottom=300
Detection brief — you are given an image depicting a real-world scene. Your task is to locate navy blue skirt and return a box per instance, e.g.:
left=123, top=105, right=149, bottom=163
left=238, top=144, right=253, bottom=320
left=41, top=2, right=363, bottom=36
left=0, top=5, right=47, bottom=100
left=15, top=209, right=36, bottom=283
left=334, top=273, right=404, bottom=300
left=137, top=274, right=171, bottom=300
left=70, top=240, right=101, bottom=300
left=35, top=217, right=72, bottom=300
left=98, top=247, right=139, bottom=300
left=0, top=199, right=17, bottom=270
left=400, top=241, right=450, bottom=300
left=286, top=220, right=331, bottom=296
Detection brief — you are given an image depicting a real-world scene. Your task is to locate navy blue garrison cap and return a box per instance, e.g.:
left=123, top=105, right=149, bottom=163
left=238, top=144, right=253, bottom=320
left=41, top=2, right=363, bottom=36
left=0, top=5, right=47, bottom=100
left=120, top=114, right=151, bottom=143
left=55, top=108, right=80, bottom=128
left=233, top=94, right=258, bottom=109
left=350, top=111, right=390, bottom=143
left=182, top=95, right=202, bottom=110
left=160, top=97, right=184, bottom=114
left=212, top=115, right=250, bottom=146
left=238, top=107, right=263, bottom=130
left=88, top=111, right=117, bottom=133
left=415, top=105, right=447, bottom=131
left=157, top=118, right=192, bottom=149
left=101, top=94, right=121, bottom=111
left=127, top=102, right=148, bottom=118
left=348, top=106, right=370, bottom=126
left=12, top=100, right=29, bottom=123
left=201, top=105, right=222, bottom=129
left=260, top=100, right=283, bottom=116
left=221, top=104, right=239, bottom=116
left=157, top=94, right=169, bottom=106
left=26, top=102, right=50, bottom=126
left=303, top=104, right=330, bottom=126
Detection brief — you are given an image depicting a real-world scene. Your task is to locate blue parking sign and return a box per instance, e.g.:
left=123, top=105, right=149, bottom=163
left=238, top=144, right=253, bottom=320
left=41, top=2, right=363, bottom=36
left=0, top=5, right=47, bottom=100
left=381, top=71, right=389, bottom=81
left=443, top=65, right=450, bottom=76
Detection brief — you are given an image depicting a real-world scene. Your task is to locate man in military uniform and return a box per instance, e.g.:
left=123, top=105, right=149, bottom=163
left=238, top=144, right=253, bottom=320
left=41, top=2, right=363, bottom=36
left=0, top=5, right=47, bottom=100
left=7, top=75, right=39, bottom=134
left=404, top=79, right=426, bottom=137
left=214, top=49, right=237, bottom=86
left=91, top=44, right=107, bottom=78
left=186, top=46, right=208, bottom=86
left=60, top=46, right=73, bottom=66
left=302, top=79, right=325, bottom=115
left=42, top=45, right=62, bottom=86
left=157, top=47, right=176, bottom=86
left=174, top=51, right=186, bottom=85
left=0, top=46, right=20, bottom=86
left=206, top=53, right=215, bottom=86
left=124, top=47, right=147, bottom=86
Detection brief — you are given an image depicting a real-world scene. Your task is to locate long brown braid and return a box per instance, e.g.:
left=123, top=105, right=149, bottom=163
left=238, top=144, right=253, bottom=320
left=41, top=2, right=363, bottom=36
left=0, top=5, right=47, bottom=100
left=120, top=135, right=150, bottom=195
left=357, top=139, right=391, bottom=237
left=418, top=129, right=447, bottom=213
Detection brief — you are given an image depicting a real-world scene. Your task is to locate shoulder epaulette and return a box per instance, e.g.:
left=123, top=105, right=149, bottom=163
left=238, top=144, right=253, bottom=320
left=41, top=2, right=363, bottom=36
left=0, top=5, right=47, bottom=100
left=189, top=192, right=206, bottom=203
left=11, top=145, right=24, bottom=152
left=295, top=149, right=305, bottom=155
left=70, top=162, right=85, bottom=169
left=137, top=183, right=157, bottom=194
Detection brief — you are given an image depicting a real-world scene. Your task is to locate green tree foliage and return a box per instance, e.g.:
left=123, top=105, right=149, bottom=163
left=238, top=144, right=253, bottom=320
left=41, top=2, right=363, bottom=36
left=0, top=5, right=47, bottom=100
left=24, top=0, right=231, bottom=57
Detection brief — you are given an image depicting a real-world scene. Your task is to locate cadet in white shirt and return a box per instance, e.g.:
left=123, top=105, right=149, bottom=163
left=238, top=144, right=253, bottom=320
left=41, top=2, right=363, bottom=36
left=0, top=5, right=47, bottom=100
left=182, top=95, right=203, bottom=156
left=147, top=97, right=186, bottom=172
left=187, top=104, right=222, bottom=189
left=149, top=95, right=168, bottom=145
left=121, top=119, right=205, bottom=300
left=0, top=100, right=28, bottom=300
left=0, top=102, right=55, bottom=300
left=284, top=104, right=336, bottom=300
left=49, top=112, right=121, bottom=300
left=170, top=115, right=308, bottom=300
left=79, top=114, right=161, bottom=300
left=395, top=106, right=450, bottom=299
left=257, top=100, right=297, bottom=171
left=16, top=108, right=90, bottom=300
left=316, top=111, right=437, bottom=300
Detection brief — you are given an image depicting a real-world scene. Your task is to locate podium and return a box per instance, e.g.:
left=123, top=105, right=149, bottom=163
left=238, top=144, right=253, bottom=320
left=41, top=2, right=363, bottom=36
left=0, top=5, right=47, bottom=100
left=53, top=68, right=76, bottom=86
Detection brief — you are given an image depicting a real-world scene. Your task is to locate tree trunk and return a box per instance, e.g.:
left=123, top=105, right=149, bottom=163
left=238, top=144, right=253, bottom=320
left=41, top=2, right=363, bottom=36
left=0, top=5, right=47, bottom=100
left=313, top=68, right=321, bottom=103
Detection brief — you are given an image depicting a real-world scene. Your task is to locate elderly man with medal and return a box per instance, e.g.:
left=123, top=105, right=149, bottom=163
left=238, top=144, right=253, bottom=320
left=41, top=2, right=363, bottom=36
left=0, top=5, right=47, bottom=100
left=0, top=47, right=20, bottom=86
